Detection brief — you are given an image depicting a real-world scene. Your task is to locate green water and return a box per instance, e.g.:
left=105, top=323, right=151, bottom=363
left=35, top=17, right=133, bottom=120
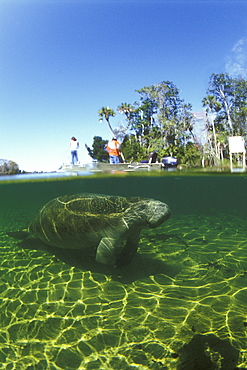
left=0, top=173, right=247, bottom=369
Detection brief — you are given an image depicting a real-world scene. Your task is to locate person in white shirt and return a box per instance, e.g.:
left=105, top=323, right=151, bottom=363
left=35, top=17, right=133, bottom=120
left=69, top=137, right=79, bottom=165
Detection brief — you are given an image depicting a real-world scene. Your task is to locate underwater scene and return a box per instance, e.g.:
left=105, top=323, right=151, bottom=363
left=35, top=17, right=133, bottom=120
left=0, top=173, right=247, bottom=370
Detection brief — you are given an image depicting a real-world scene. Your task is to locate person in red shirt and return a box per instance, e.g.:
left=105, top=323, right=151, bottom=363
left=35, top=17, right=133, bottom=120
left=106, top=138, right=121, bottom=164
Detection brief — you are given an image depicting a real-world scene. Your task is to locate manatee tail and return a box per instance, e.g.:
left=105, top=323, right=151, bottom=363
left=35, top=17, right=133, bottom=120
left=7, top=229, right=30, bottom=240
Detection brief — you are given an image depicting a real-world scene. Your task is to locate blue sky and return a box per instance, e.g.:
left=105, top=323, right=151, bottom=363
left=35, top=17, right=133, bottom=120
left=1, top=0, right=247, bottom=172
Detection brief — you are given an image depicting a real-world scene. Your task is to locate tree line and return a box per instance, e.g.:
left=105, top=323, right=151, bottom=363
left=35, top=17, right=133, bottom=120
left=0, top=159, right=19, bottom=175
left=86, top=73, right=247, bottom=166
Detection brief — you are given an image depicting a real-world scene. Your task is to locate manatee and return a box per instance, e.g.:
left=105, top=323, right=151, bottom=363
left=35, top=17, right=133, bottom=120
left=9, top=193, right=171, bottom=266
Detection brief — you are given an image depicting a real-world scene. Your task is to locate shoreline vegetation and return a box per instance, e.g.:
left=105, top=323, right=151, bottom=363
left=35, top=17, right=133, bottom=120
left=0, top=159, right=19, bottom=175
left=3, top=74, right=247, bottom=175
left=88, top=75, right=247, bottom=170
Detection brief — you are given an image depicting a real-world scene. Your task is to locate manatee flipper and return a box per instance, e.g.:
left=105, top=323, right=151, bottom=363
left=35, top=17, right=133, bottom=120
left=7, top=230, right=30, bottom=240
left=116, top=233, right=140, bottom=266
left=96, top=237, right=122, bottom=265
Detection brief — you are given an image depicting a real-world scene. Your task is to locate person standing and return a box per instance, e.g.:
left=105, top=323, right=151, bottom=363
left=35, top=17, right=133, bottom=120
left=69, top=136, right=79, bottom=165
left=106, top=138, right=121, bottom=164
left=148, top=151, right=158, bottom=163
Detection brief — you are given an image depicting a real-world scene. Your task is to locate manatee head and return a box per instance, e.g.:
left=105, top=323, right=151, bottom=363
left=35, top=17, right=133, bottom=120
left=145, top=199, right=171, bottom=228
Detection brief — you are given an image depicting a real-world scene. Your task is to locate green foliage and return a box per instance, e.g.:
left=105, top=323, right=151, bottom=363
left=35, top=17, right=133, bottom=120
left=117, top=103, right=135, bottom=122
left=98, top=107, right=116, bottom=136
left=202, top=73, right=247, bottom=162
left=131, top=98, right=158, bottom=142
left=121, top=135, right=147, bottom=162
left=158, top=144, right=182, bottom=159
left=95, top=81, right=196, bottom=164
left=180, top=142, right=202, bottom=166
left=94, top=74, right=247, bottom=168
left=0, top=159, right=19, bottom=175
left=205, top=73, right=247, bottom=136
left=135, top=82, right=195, bottom=151
left=231, top=78, right=247, bottom=135
left=85, top=136, right=109, bottom=162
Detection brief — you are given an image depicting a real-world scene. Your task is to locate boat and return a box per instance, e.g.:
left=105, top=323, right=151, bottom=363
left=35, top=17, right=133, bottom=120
left=58, top=162, right=165, bottom=174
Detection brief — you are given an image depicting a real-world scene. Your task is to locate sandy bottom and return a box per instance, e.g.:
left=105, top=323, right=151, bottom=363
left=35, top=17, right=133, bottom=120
left=0, top=212, right=247, bottom=369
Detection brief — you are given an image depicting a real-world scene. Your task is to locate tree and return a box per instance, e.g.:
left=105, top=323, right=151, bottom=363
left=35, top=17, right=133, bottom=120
left=121, top=134, right=146, bottom=162
left=203, top=74, right=247, bottom=164
left=95, top=81, right=200, bottom=165
left=136, top=81, right=195, bottom=147
left=207, top=73, right=234, bottom=133
left=231, top=78, right=247, bottom=135
left=117, top=103, right=135, bottom=124
left=202, top=95, right=222, bottom=159
left=131, top=98, right=158, bottom=148
left=113, top=81, right=196, bottom=163
left=98, top=107, right=116, bottom=136
left=0, top=159, right=19, bottom=174
left=85, top=136, right=109, bottom=162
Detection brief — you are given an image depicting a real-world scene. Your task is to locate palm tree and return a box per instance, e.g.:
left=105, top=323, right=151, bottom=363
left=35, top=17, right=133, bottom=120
left=98, top=106, right=126, bottom=163
left=117, top=103, right=135, bottom=123
left=98, top=107, right=116, bottom=136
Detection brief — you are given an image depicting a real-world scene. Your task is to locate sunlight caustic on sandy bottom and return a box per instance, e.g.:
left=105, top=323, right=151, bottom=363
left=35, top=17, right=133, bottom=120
left=0, top=213, right=247, bottom=369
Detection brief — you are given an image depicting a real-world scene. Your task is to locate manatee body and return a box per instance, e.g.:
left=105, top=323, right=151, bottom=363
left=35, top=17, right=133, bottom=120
left=13, top=193, right=171, bottom=266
